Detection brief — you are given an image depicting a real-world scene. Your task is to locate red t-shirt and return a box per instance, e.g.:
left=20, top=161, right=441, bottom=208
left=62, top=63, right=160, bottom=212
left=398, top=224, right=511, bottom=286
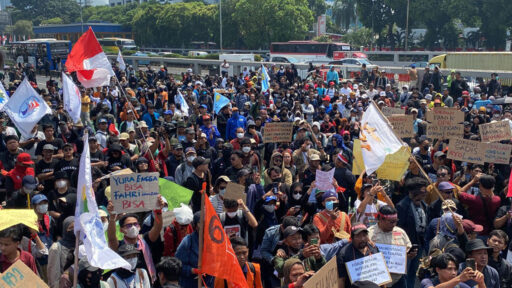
left=0, top=249, right=38, bottom=275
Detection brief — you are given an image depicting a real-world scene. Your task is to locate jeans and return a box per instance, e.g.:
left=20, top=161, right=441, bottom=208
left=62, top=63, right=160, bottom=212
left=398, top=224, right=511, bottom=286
left=407, top=253, right=421, bottom=288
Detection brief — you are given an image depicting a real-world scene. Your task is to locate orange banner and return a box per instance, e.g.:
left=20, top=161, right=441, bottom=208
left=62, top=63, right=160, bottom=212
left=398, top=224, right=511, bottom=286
left=201, top=196, right=248, bottom=288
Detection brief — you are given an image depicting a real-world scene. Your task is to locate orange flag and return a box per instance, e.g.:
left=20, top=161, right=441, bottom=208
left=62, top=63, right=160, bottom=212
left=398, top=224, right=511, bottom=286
left=201, top=196, right=249, bottom=288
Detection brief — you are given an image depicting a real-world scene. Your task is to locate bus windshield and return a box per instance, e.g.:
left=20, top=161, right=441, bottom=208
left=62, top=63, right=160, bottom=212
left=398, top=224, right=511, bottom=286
left=10, top=40, right=71, bottom=70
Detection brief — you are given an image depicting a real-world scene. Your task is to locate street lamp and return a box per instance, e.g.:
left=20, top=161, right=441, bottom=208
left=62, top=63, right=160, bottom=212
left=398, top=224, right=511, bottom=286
left=219, top=0, right=223, bottom=51
left=405, top=0, right=409, bottom=50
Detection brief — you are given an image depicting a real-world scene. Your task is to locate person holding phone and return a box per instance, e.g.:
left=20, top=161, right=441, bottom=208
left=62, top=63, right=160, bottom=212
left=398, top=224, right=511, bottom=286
left=459, top=239, right=499, bottom=288
left=354, top=183, right=393, bottom=227
left=312, top=190, right=351, bottom=244
left=420, top=253, right=478, bottom=288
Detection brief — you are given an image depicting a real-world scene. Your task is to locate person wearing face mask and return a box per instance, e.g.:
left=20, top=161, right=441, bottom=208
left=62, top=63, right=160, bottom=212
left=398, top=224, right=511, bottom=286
left=107, top=244, right=151, bottom=288
left=226, top=107, right=247, bottom=141
left=209, top=176, right=231, bottom=214
left=6, top=175, right=39, bottom=208
left=185, top=156, right=212, bottom=213
left=48, top=171, right=76, bottom=220
left=174, top=147, right=196, bottom=185
left=313, top=191, right=351, bottom=244
left=163, top=203, right=194, bottom=257
left=165, top=143, right=184, bottom=178
left=229, top=127, right=246, bottom=151
left=219, top=198, right=258, bottom=241
left=254, top=195, right=282, bottom=247
left=75, top=258, right=109, bottom=288
left=107, top=196, right=165, bottom=286
left=4, top=152, right=36, bottom=196
left=29, top=194, right=55, bottom=283
left=211, top=142, right=233, bottom=182
left=263, top=152, right=293, bottom=186
left=48, top=216, right=76, bottom=288
left=240, top=138, right=260, bottom=172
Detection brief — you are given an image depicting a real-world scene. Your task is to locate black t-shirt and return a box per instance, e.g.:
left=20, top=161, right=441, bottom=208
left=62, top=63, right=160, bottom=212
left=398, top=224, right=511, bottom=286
left=89, top=150, right=105, bottom=164
left=220, top=210, right=249, bottom=240
left=337, top=242, right=380, bottom=287
left=35, top=138, right=64, bottom=156
left=54, top=158, right=79, bottom=179
left=36, top=159, right=58, bottom=195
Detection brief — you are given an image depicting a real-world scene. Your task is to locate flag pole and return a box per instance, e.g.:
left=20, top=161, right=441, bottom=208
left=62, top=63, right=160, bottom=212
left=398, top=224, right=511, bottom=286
left=73, top=130, right=88, bottom=288
left=198, top=182, right=206, bottom=288
left=370, top=101, right=447, bottom=203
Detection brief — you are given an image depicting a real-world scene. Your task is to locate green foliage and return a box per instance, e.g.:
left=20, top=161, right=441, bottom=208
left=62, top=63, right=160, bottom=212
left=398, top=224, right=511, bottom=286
left=122, top=50, right=137, bottom=56
left=40, top=17, right=64, bottom=25
left=254, top=54, right=262, bottom=62
left=331, top=0, right=357, bottom=31
left=312, top=35, right=332, bottom=42
left=307, top=0, right=327, bottom=17
left=10, top=0, right=80, bottom=26
left=102, top=46, right=120, bottom=55
left=8, top=20, right=34, bottom=37
left=343, top=27, right=373, bottom=47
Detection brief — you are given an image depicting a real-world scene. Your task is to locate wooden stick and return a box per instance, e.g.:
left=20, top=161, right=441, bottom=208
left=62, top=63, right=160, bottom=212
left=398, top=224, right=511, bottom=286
left=197, top=182, right=206, bottom=288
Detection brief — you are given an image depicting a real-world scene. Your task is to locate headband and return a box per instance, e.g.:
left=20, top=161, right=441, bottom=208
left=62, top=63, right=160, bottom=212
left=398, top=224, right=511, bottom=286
left=378, top=213, right=398, bottom=220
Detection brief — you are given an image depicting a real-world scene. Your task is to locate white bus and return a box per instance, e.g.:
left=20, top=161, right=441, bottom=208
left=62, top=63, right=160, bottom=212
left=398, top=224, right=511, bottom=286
left=270, top=40, right=365, bottom=63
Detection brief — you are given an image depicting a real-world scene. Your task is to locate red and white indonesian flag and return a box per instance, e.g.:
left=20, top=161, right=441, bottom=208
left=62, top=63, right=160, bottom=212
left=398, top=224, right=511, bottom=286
left=65, top=27, right=114, bottom=88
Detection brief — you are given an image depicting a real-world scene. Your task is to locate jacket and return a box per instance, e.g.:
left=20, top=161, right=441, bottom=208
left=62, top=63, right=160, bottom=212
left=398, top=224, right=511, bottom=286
left=214, top=262, right=263, bottom=288
left=175, top=232, right=214, bottom=288
left=141, top=111, right=160, bottom=129
left=226, top=114, right=247, bottom=140
left=396, top=196, right=428, bottom=247
left=326, top=69, right=339, bottom=85
left=260, top=225, right=281, bottom=263
left=292, top=148, right=324, bottom=177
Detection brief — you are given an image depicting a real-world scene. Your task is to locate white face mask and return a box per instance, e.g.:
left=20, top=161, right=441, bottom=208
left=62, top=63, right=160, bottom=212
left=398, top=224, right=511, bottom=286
left=219, top=188, right=226, bottom=196
left=263, top=204, right=275, bottom=213
left=187, top=156, right=196, bottom=163
left=242, top=147, right=251, bottom=153
left=226, top=211, right=238, bottom=218
left=305, top=144, right=311, bottom=150
left=102, top=221, right=108, bottom=232
left=125, top=225, right=140, bottom=239
left=292, top=193, right=302, bottom=200
left=37, top=204, right=48, bottom=214
left=237, top=133, right=244, bottom=139
left=56, top=180, right=67, bottom=189
left=126, top=257, right=138, bottom=271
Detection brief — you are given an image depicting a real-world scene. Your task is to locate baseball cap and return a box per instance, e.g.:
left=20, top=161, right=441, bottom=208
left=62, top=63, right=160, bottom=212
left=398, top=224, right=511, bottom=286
left=434, top=151, right=446, bottom=158
left=22, top=175, right=37, bottom=189
left=186, top=128, right=195, bottom=134
left=78, top=258, right=99, bottom=272
left=17, top=153, right=34, bottom=165
left=462, top=219, right=483, bottom=234
left=164, top=110, right=173, bottom=115
left=118, top=244, right=140, bottom=257
left=322, top=190, right=338, bottom=201
left=138, top=121, right=148, bottom=128
left=264, top=195, right=277, bottom=203
left=309, top=154, right=321, bottom=161
left=192, top=156, right=210, bottom=168
left=351, top=223, right=368, bottom=235
left=185, top=147, right=196, bottom=155
left=98, top=118, right=108, bottom=124
left=441, top=199, right=457, bottom=210
left=322, top=96, right=330, bottom=102
left=283, top=226, right=303, bottom=239
left=337, top=153, right=349, bottom=165
left=42, top=144, right=55, bottom=151
left=411, top=108, right=419, bottom=114
left=438, top=181, right=454, bottom=190
left=31, top=194, right=48, bottom=205
left=119, top=133, right=129, bottom=140
left=200, top=104, right=208, bottom=109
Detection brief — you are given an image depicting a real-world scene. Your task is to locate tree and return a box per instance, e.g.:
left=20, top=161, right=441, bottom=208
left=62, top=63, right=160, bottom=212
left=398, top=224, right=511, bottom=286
left=343, top=27, right=373, bottom=47
left=11, top=0, right=80, bottom=25
left=331, top=0, right=357, bottom=31
left=307, top=0, right=327, bottom=18
left=8, top=20, right=34, bottom=37
left=234, top=0, right=314, bottom=49
left=40, top=17, right=63, bottom=25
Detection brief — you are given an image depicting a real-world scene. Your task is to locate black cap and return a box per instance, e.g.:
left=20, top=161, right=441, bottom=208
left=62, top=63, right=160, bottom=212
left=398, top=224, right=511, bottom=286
left=282, top=226, right=303, bottom=239
left=192, top=156, right=210, bottom=168
left=464, top=121, right=471, bottom=126
left=465, top=239, right=492, bottom=253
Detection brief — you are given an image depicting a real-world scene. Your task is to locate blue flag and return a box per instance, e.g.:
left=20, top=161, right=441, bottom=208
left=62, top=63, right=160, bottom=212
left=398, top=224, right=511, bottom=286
left=213, top=92, right=230, bottom=114
left=261, top=64, right=271, bottom=93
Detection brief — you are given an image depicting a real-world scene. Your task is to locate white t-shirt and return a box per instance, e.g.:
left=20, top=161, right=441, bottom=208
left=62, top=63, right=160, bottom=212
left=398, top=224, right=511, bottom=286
left=354, top=199, right=388, bottom=227
left=107, top=268, right=151, bottom=288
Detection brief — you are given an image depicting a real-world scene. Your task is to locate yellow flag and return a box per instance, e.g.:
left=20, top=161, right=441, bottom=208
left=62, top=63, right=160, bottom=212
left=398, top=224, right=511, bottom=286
left=353, top=139, right=410, bottom=181
left=0, top=209, right=38, bottom=231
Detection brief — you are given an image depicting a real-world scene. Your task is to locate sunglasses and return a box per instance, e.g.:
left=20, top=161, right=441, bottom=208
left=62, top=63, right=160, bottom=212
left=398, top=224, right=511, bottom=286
left=293, top=190, right=302, bottom=194
left=437, top=173, right=447, bottom=177
left=123, top=223, right=139, bottom=229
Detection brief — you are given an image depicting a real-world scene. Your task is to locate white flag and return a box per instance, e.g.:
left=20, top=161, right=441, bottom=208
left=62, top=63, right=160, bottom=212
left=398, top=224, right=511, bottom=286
left=4, top=78, right=51, bottom=138
left=62, top=73, right=81, bottom=123
left=75, top=135, right=130, bottom=270
left=0, top=81, right=10, bottom=111
left=117, top=50, right=126, bottom=71
left=360, top=101, right=404, bottom=174
left=175, top=89, right=189, bottom=116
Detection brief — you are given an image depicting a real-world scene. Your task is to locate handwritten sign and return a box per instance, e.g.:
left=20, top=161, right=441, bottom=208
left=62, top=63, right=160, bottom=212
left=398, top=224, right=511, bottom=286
left=315, top=168, right=335, bottom=191
left=111, top=172, right=160, bottom=213
left=388, top=114, right=414, bottom=138
left=224, top=182, right=246, bottom=204
left=382, top=107, right=404, bottom=117
left=447, top=138, right=484, bottom=164
left=0, top=209, right=38, bottom=232
left=99, top=168, right=134, bottom=180
left=0, top=260, right=48, bottom=288
left=345, top=253, right=392, bottom=286
left=375, top=244, right=407, bottom=274
left=480, top=120, right=512, bottom=142
left=483, top=142, right=512, bottom=164
left=304, top=256, right=338, bottom=288
left=263, top=122, right=294, bottom=143
left=426, top=107, right=465, bottom=139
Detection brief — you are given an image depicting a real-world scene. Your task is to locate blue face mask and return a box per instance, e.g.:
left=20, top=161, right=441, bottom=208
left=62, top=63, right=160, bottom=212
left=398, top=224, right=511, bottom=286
left=178, top=135, right=185, bottom=142
left=325, top=201, right=334, bottom=211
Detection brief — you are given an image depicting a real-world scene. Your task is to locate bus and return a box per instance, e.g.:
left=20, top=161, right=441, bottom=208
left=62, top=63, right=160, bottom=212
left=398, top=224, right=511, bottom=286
left=9, top=39, right=72, bottom=70
left=270, top=41, right=364, bottom=63
left=98, top=38, right=137, bottom=52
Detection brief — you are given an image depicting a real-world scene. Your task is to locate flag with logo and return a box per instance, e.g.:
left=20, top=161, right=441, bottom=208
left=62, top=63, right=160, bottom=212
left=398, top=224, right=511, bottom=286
left=117, top=50, right=126, bottom=71
left=0, top=81, right=9, bottom=111
left=62, top=72, right=81, bottom=123
left=65, top=27, right=114, bottom=88
left=261, top=64, right=270, bottom=93
left=4, top=78, right=51, bottom=138
left=201, top=195, right=248, bottom=288
left=213, top=92, right=230, bottom=114
left=75, top=135, right=130, bottom=270
left=359, top=101, right=404, bottom=174
left=175, top=89, right=189, bottom=116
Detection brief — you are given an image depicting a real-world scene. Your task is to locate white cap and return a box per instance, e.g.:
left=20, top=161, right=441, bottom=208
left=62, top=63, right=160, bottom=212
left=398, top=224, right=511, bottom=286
left=425, top=94, right=433, bottom=100
left=353, top=84, right=358, bottom=90
left=379, top=91, right=386, bottom=97
left=195, top=81, right=202, bottom=86
left=403, top=85, right=409, bottom=90
left=361, top=94, right=368, bottom=99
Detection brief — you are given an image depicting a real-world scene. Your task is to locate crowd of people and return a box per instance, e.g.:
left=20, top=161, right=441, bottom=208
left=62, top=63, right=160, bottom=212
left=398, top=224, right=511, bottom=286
left=0, top=59, right=510, bottom=288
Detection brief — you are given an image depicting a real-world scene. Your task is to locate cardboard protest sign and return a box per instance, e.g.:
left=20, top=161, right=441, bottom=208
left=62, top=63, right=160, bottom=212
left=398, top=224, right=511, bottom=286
left=158, top=178, right=193, bottom=210
left=0, top=260, right=49, bottom=288
left=315, top=168, right=335, bottom=191
left=345, top=253, right=392, bottom=285
left=304, top=256, right=338, bottom=288
left=0, top=209, right=38, bottom=232
left=375, top=243, right=407, bottom=274
left=483, top=142, right=512, bottom=164
left=426, top=107, right=465, bottom=139
left=99, top=168, right=134, bottom=180
left=479, top=120, right=512, bottom=142
left=382, top=107, right=404, bottom=117
left=224, top=182, right=246, bottom=203
left=262, top=122, right=294, bottom=143
left=388, top=114, right=414, bottom=138
left=110, top=172, right=160, bottom=213
left=353, top=139, right=410, bottom=181
left=447, top=138, right=484, bottom=164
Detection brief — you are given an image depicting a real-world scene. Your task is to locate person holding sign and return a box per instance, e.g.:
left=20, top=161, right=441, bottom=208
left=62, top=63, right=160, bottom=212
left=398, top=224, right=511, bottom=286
left=368, top=206, right=413, bottom=287
left=336, top=223, right=379, bottom=288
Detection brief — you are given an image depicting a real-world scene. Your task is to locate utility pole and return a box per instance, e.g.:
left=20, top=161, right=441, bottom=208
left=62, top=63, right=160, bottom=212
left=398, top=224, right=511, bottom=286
left=405, top=0, right=409, bottom=50
left=80, top=0, right=84, bottom=33
left=219, top=0, right=223, bottom=51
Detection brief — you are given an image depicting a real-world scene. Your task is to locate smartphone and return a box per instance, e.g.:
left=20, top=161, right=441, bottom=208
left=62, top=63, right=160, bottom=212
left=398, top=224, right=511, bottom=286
left=411, top=244, right=419, bottom=251
left=466, top=258, right=476, bottom=270
left=309, top=238, right=318, bottom=245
